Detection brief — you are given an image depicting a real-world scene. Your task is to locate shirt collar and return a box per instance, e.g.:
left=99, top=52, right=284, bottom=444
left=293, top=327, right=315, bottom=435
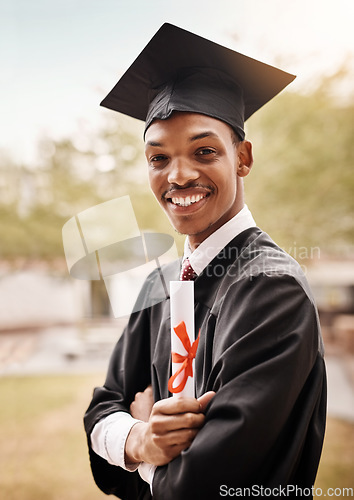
left=183, top=205, right=256, bottom=276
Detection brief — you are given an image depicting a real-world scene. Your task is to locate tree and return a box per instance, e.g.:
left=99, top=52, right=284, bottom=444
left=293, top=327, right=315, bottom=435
left=0, top=115, right=181, bottom=262
left=245, top=67, right=354, bottom=257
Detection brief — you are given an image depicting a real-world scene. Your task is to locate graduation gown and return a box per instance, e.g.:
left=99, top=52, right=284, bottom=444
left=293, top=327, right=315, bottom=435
left=84, top=227, right=326, bottom=500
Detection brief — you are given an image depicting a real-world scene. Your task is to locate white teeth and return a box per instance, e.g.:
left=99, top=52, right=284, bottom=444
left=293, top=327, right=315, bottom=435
left=170, top=194, right=206, bottom=207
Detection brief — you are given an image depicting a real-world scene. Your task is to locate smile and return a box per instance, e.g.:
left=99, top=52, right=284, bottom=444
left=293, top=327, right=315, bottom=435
left=170, top=193, right=208, bottom=207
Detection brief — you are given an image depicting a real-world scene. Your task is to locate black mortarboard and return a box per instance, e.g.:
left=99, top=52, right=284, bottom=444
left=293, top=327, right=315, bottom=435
left=101, top=23, right=295, bottom=140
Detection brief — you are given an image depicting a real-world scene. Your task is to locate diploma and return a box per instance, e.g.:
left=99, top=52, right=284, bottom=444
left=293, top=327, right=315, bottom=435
left=168, top=281, right=199, bottom=398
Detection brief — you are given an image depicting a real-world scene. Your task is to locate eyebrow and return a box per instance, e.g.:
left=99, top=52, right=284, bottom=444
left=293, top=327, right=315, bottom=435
left=146, top=131, right=218, bottom=148
left=145, top=140, right=163, bottom=147
left=189, top=131, right=218, bottom=142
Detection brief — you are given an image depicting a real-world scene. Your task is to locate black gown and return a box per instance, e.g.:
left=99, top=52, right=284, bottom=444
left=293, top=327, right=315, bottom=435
left=84, top=227, right=327, bottom=500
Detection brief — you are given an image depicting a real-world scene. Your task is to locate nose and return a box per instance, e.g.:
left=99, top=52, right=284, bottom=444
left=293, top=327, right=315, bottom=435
left=167, top=157, right=199, bottom=186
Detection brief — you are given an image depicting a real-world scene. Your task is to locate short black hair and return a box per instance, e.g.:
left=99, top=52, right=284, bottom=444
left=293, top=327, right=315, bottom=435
left=231, top=128, right=242, bottom=146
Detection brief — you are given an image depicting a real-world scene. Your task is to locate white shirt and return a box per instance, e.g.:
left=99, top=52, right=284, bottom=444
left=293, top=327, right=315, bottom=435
left=183, top=204, right=256, bottom=275
left=90, top=205, right=256, bottom=485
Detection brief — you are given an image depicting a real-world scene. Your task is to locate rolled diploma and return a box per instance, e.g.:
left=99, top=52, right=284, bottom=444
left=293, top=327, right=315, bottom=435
left=170, top=280, right=195, bottom=398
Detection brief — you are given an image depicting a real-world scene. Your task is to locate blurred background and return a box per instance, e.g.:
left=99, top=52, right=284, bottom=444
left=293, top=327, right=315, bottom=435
left=1, top=0, right=353, bottom=498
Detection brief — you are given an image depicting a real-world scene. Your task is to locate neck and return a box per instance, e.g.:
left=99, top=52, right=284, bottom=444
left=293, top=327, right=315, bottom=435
left=188, top=182, right=245, bottom=251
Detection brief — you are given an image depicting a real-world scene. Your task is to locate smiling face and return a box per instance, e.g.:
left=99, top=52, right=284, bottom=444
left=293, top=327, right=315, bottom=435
left=145, top=112, right=253, bottom=249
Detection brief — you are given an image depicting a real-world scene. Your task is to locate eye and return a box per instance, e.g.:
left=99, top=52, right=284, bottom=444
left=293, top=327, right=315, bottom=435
left=151, top=154, right=168, bottom=162
left=196, top=148, right=216, bottom=157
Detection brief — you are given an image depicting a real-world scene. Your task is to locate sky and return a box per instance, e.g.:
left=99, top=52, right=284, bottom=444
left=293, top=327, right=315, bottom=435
left=1, top=0, right=353, bottom=165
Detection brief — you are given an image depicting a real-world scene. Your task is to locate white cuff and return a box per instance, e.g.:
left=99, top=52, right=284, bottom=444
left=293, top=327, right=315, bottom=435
left=138, top=462, right=156, bottom=496
left=91, top=412, right=142, bottom=471
left=138, top=462, right=156, bottom=484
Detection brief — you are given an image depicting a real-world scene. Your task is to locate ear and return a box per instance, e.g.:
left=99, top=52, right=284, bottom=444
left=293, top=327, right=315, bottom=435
left=237, top=140, right=253, bottom=177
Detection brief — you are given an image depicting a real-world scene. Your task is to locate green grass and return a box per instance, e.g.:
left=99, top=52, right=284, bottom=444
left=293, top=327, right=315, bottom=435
left=1, top=374, right=353, bottom=499
left=0, top=373, right=109, bottom=500
left=315, top=418, right=354, bottom=497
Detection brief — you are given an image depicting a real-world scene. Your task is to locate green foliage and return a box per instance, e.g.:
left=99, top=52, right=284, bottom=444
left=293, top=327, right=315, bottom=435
left=245, top=72, right=354, bottom=256
left=1, top=70, right=353, bottom=260
left=0, top=116, right=152, bottom=261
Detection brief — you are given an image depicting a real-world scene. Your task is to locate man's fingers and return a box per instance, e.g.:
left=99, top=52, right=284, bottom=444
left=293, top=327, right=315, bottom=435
left=150, top=411, right=205, bottom=434
left=153, top=397, right=202, bottom=416
left=151, top=427, right=200, bottom=449
left=198, top=391, right=216, bottom=412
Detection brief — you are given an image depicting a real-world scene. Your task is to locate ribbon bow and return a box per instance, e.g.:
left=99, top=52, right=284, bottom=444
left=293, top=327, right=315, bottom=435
left=168, top=321, right=200, bottom=394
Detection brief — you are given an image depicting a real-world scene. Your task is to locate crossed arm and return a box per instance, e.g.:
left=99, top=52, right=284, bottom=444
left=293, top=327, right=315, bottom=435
left=126, top=386, right=215, bottom=466
left=86, top=274, right=324, bottom=499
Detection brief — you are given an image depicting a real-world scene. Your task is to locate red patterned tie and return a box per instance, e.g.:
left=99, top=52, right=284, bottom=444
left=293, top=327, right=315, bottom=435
left=180, top=258, right=197, bottom=281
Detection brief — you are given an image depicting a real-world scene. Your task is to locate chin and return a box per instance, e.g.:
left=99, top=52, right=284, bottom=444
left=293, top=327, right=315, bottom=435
left=172, top=221, right=213, bottom=239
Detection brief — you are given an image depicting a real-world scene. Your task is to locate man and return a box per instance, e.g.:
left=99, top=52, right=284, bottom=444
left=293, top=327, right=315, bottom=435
left=84, top=24, right=326, bottom=499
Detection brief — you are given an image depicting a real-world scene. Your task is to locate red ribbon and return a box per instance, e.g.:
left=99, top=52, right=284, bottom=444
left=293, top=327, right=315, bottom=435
left=168, top=321, right=200, bottom=394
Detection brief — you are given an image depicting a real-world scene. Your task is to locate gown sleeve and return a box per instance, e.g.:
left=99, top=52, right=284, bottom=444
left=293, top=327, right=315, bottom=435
left=152, top=272, right=326, bottom=499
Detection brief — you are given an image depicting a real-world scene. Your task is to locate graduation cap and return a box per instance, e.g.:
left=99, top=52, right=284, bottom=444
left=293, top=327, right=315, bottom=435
left=101, top=23, right=295, bottom=140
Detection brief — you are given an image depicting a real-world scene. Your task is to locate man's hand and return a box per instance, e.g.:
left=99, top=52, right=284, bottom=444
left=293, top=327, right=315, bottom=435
left=130, top=385, right=154, bottom=422
left=126, top=391, right=215, bottom=467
